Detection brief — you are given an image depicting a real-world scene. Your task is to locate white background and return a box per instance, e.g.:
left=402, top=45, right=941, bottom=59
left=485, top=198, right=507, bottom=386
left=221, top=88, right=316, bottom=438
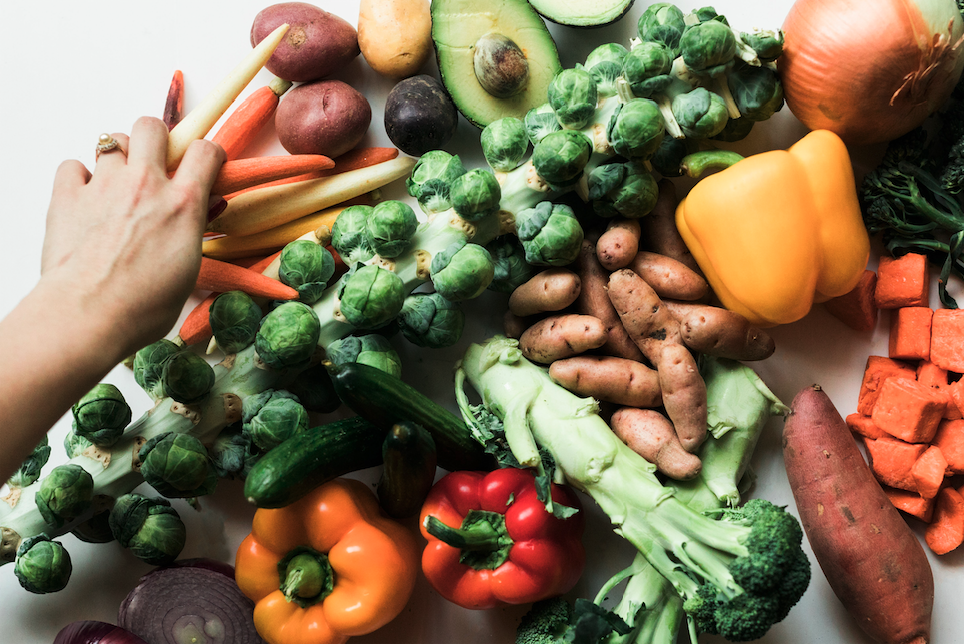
left=0, top=1, right=957, bottom=643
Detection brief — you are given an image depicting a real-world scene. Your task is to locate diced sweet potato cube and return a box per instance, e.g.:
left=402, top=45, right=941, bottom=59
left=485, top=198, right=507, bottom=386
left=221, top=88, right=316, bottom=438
left=865, top=436, right=929, bottom=491
left=930, top=308, right=964, bottom=372
left=870, top=377, right=946, bottom=443
left=856, top=355, right=917, bottom=416
left=824, top=269, right=878, bottom=331
left=925, top=487, right=964, bottom=555
left=875, top=253, right=929, bottom=309
left=846, top=413, right=889, bottom=440
left=889, top=307, right=932, bottom=361
left=884, top=486, right=935, bottom=523
left=946, top=379, right=964, bottom=420
left=912, top=446, right=948, bottom=499
left=917, top=361, right=948, bottom=388
left=932, top=419, right=964, bottom=474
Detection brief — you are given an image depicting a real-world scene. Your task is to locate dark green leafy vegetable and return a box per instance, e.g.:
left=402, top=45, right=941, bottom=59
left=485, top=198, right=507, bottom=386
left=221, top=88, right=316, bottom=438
left=338, top=264, right=406, bottom=329
left=209, top=291, right=263, bottom=354
left=139, top=432, right=218, bottom=499
left=255, top=301, right=322, bottom=369
left=14, top=535, right=71, bottom=594
left=367, top=201, right=419, bottom=258
left=109, top=493, right=186, bottom=565
left=326, top=333, right=402, bottom=377
left=132, top=339, right=181, bottom=401
left=162, top=351, right=216, bottom=405
left=278, top=241, right=336, bottom=303
left=36, top=464, right=94, bottom=528
left=397, top=292, right=465, bottom=348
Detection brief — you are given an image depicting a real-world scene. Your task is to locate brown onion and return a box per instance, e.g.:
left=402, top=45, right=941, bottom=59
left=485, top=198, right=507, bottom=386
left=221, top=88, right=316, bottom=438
left=779, top=0, right=964, bottom=145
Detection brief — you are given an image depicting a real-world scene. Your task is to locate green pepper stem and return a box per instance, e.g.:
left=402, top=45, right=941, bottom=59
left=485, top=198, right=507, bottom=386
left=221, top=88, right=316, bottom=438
left=680, top=150, right=745, bottom=178
left=279, top=548, right=334, bottom=607
left=424, top=515, right=504, bottom=551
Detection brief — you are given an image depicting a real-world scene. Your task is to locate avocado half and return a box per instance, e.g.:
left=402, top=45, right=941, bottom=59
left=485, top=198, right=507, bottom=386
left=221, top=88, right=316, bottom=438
left=432, top=0, right=563, bottom=129
left=526, top=0, right=636, bottom=27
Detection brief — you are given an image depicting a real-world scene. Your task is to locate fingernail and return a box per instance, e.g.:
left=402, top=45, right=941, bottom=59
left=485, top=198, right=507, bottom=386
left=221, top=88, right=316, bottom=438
left=207, top=197, right=227, bottom=223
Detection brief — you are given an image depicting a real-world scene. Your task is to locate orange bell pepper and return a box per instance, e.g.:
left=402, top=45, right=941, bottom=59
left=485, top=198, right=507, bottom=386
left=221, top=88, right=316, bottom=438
left=674, top=129, right=870, bottom=327
left=234, top=478, right=419, bottom=644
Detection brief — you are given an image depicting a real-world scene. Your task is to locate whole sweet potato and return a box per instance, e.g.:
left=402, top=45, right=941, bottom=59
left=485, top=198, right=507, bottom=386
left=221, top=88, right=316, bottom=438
left=784, top=385, right=934, bottom=644
left=251, top=2, right=360, bottom=82
left=610, top=407, right=702, bottom=480
left=518, top=314, right=607, bottom=364
left=275, top=80, right=372, bottom=158
left=663, top=300, right=775, bottom=361
left=508, top=268, right=581, bottom=318
left=548, top=355, right=661, bottom=408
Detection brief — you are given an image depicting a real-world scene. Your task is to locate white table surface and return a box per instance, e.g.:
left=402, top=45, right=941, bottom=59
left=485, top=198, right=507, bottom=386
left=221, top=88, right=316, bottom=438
left=0, top=1, right=955, bottom=643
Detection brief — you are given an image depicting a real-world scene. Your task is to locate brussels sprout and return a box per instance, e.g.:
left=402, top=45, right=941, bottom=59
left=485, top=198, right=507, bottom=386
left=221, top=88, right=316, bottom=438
left=209, top=290, right=263, bottom=354
left=139, top=432, right=218, bottom=499
left=279, top=241, right=337, bottom=303
left=162, top=351, right=215, bottom=405
left=741, top=29, right=784, bottom=63
left=515, top=201, right=584, bottom=266
left=524, top=104, right=562, bottom=145
left=209, top=423, right=260, bottom=479
left=450, top=169, right=502, bottom=222
left=672, top=87, right=729, bottom=139
left=14, top=535, right=71, bottom=594
left=680, top=19, right=737, bottom=75
left=729, top=64, right=784, bottom=122
left=397, top=292, right=465, bottom=349
left=481, top=117, right=529, bottom=172
left=133, top=338, right=181, bottom=401
left=588, top=161, right=659, bottom=219
left=584, top=43, right=628, bottom=97
left=71, top=383, right=131, bottom=448
left=71, top=509, right=115, bottom=544
left=326, top=334, right=402, bottom=377
left=366, top=201, right=419, bottom=259
left=607, top=98, right=665, bottom=161
left=109, top=493, right=186, bottom=565
left=547, top=68, right=598, bottom=130
left=710, top=115, right=755, bottom=142
left=7, top=437, right=51, bottom=489
left=331, top=205, right=376, bottom=264
left=36, top=464, right=94, bottom=528
left=650, top=134, right=700, bottom=177
left=623, top=41, right=674, bottom=98
left=242, top=389, right=309, bottom=452
left=430, top=240, right=496, bottom=301
left=405, top=150, right=467, bottom=214
left=486, top=235, right=537, bottom=294
left=63, top=430, right=94, bottom=460
left=637, top=3, right=687, bottom=55
left=532, top=130, right=593, bottom=186
left=336, top=264, right=406, bottom=330
left=284, top=363, right=341, bottom=413
left=256, top=301, right=322, bottom=370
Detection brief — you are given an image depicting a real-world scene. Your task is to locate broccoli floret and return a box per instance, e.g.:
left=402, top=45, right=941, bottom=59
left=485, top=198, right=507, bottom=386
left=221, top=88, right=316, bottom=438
left=516, top=597, right=572, bottom=644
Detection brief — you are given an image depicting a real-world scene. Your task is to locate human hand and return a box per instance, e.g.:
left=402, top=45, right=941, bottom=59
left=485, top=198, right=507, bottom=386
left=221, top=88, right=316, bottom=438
left=40, top=116, right=224, bottom=361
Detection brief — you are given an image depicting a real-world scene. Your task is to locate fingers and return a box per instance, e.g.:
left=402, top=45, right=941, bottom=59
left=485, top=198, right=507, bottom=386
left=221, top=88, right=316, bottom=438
left=125, top=116, right=168, bottom=170
left=93, top=132, right=129, bottom=171
left=52, top=159, right=92, bottom=191
left=173, top=138, right=225, bottom=194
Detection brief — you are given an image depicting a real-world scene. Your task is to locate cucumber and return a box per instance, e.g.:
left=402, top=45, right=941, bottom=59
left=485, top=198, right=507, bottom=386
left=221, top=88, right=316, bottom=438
left=325, top=361, right=495, bottom=471
left=377, top=421, right=438, bottom=518
left=244, top=415, right=384, bottom=508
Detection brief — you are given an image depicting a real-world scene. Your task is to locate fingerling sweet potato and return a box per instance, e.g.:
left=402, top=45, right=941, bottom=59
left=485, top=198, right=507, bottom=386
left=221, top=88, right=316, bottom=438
left=503, top=309, right=536, bottom=339
left=610, top=407, right=702, bottom=480
left=783, top=385, right=934, bottom=644
left=629, top=251, right=708, bottom=302
left=596, top=218, right=641, bottom=271
left=518, top=314, right=608, bottom=364
left=508, top=268, right=581, bottom=318
left=548, top=355, right=662, bottom=408
left=663, top=300, right=775, bottom=361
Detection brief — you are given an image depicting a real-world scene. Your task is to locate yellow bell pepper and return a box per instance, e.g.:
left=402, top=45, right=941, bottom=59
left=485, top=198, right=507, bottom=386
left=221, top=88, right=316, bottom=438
left=674, top=129, right=870, bottom=327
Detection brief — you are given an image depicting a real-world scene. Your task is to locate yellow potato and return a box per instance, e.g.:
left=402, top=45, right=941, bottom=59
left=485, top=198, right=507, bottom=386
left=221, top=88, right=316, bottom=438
left=358, top=0, right=433, bottom=78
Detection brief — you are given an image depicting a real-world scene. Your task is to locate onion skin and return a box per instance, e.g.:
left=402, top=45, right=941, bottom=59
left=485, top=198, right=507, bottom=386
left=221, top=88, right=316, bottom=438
left=53, top=621, right=149, bottom=644
left=779, top=0, right=964, bottom=145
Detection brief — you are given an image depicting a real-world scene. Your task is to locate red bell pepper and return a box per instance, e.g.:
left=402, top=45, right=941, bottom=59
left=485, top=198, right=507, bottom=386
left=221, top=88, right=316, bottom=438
left=418, top=467, right=585, bottom=610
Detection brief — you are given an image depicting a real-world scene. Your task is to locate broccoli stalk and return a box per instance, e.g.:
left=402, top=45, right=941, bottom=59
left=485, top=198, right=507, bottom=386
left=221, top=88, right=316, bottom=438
left=458, top=336, right=808, bottom=643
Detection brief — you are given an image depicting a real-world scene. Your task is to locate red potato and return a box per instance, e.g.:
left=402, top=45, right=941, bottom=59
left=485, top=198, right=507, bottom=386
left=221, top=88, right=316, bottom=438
left=275, top=80, right=372, bottom=159
left=607, top=269, right=707, bottom=452
left=596, top=218, right=641, bottom=271
left=610, top=407, right=702, bottom=480
left=508, top=268, right=581, bottom=318
left=638, top=179, right=701, bottom=275
left=663, top=300, right=776, bottom=361
left=629, top=251, right=708, bottom=301
left=518, top=314, right=608, bottom=364
left=548, top=355, right=662, bottom=408
left=251, top=2, right=360, bottom=82
left=783, top=385, right=934, bottom=644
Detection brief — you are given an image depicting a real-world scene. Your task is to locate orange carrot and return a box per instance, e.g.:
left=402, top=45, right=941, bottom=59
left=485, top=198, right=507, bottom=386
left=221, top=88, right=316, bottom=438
left=179, top=293, right=219, bottom=346
left=875, top=252, right=929, bottom=309
left=196, top=257, right=298, bottom=300
left=211, top=155, right=335, bottom=196
left=247, top=250, right=283, bottom=275
left=231, top=254, right=273, bottom=269
left=163, top=70, right=184, bottom=131
left=912, top=446, right=948, bottom=500
left=883, top=486, right=935, bottom=523
left=211, top=76, right=293, bottom=160
left=870, top=377, right=945, bottom=443
left=864, top=436, right=928, bottom=492
left=924, top=487, right=964, bottom=554
left=224, top=147, right=400, bottom=199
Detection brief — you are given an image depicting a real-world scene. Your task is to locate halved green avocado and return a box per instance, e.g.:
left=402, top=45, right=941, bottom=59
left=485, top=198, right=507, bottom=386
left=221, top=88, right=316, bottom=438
left=527, top=0, right=636, bottom=28
left=432, top=0, right=563, bottom=129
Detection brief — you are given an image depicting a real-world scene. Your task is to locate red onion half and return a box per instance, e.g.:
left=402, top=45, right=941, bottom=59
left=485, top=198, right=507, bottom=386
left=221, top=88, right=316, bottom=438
left=53, top=621, right=149, bottom=644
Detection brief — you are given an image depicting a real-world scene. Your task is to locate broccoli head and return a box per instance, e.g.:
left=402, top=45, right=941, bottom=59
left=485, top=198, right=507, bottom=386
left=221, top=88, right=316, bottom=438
left=516, top=597, right=572, bottom=644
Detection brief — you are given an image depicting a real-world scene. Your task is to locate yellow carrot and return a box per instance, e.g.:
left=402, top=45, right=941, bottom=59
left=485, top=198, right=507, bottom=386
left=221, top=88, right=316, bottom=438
left=202, top=205, right=349, bottom=260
